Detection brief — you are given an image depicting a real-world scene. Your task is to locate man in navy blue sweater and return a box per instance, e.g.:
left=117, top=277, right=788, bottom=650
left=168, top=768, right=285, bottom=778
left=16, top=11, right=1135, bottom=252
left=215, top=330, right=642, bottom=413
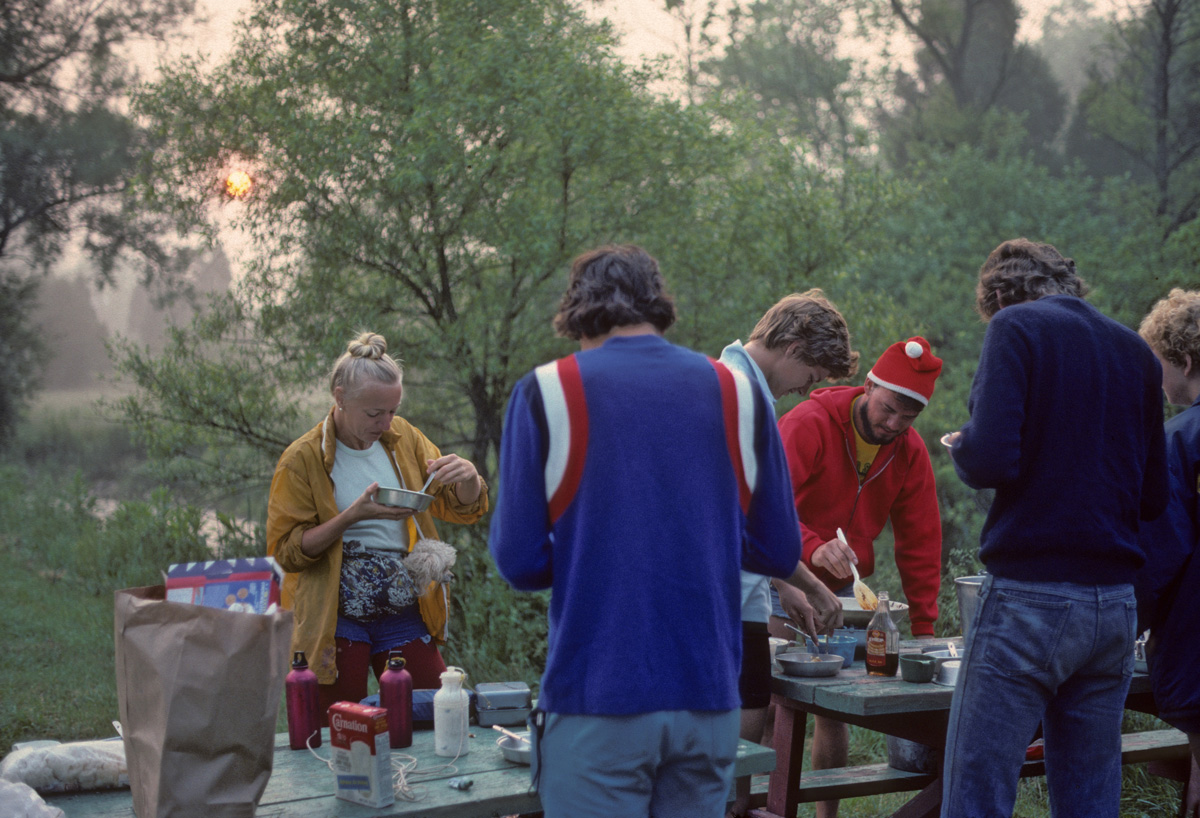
left=489, top=245, right=804, bottom=818
left=941, top=238, right=1169, bottom=818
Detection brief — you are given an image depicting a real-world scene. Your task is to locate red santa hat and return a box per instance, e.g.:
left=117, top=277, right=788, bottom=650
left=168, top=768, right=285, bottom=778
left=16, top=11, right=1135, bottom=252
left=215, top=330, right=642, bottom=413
left=866, top=336, right=943, bottom=406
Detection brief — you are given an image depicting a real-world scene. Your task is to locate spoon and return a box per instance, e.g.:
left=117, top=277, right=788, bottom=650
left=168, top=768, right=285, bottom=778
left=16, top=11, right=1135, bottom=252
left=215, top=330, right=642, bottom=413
left=491, top=724, right=530, bottom=743
left=784, top=621, right=825, bottom=655
left=839, top=527, right=878, bottom=611
left=419, top=469, right=440, bottom=493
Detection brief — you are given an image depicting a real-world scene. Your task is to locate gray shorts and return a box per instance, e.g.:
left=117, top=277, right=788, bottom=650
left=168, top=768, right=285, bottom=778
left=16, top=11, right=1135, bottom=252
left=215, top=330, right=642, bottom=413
left=530, top=709, right=740, bottom=818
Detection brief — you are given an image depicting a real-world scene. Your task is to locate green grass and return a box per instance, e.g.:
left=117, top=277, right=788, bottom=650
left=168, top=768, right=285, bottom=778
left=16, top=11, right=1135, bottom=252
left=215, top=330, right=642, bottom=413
left=0, top=541, right=120, bottom=750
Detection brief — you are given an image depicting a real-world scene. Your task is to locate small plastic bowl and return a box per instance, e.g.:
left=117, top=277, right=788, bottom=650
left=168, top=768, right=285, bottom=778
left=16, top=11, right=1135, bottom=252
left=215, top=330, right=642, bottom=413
left=899, top=653, right=937, bottom=683
left=374, top=486, right=433, bottom=512
left=815, top=634, right=858, bottom=666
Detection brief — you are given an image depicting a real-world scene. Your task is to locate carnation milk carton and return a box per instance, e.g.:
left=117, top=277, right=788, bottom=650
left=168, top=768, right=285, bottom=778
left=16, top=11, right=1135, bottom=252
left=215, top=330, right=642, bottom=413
left=328, top=702, right=394, bottom=808
left=164, top=557, right=283, bottom=612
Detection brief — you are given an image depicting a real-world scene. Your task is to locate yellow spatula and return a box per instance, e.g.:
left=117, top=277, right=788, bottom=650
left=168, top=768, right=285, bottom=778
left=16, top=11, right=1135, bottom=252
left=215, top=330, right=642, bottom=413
left=838, top=527, right=878, bottom=611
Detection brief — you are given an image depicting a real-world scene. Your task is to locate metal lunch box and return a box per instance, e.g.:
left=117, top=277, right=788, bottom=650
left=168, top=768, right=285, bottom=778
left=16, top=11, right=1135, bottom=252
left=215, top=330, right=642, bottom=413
left=474, top=682, right=533, bottom=727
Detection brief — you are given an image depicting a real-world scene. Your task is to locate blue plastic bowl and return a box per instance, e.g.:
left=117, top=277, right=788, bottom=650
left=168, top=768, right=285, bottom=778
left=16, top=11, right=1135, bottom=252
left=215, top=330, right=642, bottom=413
left=821, top=634, right=858, bottom=666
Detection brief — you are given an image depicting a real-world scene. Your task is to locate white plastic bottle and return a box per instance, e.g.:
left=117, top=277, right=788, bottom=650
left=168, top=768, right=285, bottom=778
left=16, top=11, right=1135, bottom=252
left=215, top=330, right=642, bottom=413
left=433, top=666, right=470, bottom=757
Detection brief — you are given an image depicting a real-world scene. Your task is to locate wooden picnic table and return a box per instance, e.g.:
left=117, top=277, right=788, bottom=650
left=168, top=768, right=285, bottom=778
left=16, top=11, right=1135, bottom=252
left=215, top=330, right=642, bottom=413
left=751, top=637, right=1188, bottom=818
left=47, top=727, right=777, bottom=817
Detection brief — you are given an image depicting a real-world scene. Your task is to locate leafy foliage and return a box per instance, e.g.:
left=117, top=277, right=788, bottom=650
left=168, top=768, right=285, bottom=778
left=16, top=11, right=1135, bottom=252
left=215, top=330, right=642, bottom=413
left=0, top=269, right=42, bottom=444
left=106, top=294, right=308, bottom=507
left=876, top=0, right=1068, bottom=167
left=701, top=0, right=879, bottom=165
left=1070, top=0, right=1200, bottom=237
left=119, top=0, right=899, bottom=671
left=0, top=0, right=197, bottom=442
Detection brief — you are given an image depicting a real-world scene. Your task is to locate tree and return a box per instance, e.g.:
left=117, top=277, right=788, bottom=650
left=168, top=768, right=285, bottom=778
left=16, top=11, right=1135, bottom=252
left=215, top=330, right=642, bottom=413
left=126, top=0, right=890, bottom=484
left=1035, top=0, right=1113, bottom=105
left=1070, top=0, right=1200, bottom=237
left=701, top=0, right=880, bottom=166
left=0, top=0, right=196, bottom=441
left=118, top=0, right=899, bottom=673
left=33, top=275, right=113, bottom=389
left=876, top=0, right=1067, bottom=167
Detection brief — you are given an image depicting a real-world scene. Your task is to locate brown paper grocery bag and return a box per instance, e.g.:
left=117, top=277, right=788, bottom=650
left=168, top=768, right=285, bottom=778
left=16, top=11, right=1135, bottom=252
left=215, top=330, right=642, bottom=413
left=114, top=586, right=293, bottom=818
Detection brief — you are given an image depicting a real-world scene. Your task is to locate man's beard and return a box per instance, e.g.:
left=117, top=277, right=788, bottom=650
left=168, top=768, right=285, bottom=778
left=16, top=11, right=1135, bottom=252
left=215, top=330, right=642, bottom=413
left=856, top=399, right=899, bottom=446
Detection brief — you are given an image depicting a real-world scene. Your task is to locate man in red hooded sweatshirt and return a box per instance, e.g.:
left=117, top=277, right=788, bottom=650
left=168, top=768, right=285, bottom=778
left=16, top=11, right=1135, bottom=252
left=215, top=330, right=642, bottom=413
left=773, top=336, right=944, bottom=818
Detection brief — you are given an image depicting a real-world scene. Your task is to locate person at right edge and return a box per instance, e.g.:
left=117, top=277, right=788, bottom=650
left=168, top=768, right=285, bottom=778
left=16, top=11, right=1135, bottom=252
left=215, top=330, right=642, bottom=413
left=1136, top=288, right=1200, bottom=817
left=941, top=238, right=1169, bottom=818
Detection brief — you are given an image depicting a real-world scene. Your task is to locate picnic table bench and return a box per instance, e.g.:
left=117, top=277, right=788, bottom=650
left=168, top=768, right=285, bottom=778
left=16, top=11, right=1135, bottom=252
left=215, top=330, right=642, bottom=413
left=46, top=727, right=777, bottom=817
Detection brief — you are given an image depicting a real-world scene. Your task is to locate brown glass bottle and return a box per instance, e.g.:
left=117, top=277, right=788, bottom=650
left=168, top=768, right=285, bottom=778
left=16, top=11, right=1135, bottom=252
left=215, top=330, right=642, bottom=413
left=865, top=592, right=899, bottom=677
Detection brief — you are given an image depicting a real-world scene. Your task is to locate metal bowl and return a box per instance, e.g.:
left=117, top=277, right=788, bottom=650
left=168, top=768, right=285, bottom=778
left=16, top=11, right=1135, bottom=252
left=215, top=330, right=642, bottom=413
left=839, top=597, right=909, bottom=628
left=934, top=658, right=961, bottom=686
left=497, top=733, right=531, bottom=765
left=374, top=486, right=433, bottom=512
left=777, top=652, right=844, bottom=678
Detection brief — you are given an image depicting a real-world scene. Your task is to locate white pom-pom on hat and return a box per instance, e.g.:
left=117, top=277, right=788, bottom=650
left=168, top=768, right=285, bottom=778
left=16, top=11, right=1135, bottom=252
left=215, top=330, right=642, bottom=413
left=905, top=340, right=924, bottom=358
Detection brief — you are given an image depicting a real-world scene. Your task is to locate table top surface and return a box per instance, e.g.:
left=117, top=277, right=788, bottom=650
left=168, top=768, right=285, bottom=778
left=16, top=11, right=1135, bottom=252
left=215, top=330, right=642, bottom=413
left=46, top=726, right=776, bottom=817
left=771, top=638, right=1154, bottom=719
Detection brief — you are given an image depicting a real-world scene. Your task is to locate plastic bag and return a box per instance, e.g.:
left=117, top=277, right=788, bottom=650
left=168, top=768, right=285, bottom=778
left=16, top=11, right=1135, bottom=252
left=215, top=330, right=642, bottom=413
left=114, top=585, right=293, bottom=818
left=0, top=739, right=127, bottom=793
left=0, top=779, right=66, bottom=817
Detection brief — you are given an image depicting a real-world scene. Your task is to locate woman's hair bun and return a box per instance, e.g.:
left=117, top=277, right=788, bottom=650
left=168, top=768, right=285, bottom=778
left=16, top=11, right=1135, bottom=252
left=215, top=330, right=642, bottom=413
left=348, top=332, right=387, bottom=360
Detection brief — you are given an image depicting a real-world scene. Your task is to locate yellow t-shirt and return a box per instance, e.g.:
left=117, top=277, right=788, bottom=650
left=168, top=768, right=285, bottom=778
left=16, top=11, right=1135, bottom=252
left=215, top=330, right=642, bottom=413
left=851, top=396, right=879, bottom=483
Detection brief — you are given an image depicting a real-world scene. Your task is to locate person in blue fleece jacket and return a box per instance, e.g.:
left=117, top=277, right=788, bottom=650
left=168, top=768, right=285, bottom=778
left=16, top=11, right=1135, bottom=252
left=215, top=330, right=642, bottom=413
left=940, top=238, right=1169, bottom=818
left=489, top=245, right=803, bottom=818
left=1137, top=288, right=1200, bottom=814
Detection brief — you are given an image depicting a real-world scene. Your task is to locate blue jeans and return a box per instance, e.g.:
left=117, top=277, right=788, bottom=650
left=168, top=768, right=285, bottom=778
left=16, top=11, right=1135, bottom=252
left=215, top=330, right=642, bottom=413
left=531, top=710, right=740, bottom=818
left=941, top=576, right=1137, bottom=818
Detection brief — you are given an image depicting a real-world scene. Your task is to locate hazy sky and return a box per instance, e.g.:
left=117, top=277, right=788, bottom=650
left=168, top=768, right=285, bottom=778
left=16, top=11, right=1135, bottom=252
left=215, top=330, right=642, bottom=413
left=179, top=0, right=1124, bottom=69
left=122, top=0, right=1125, bottom=288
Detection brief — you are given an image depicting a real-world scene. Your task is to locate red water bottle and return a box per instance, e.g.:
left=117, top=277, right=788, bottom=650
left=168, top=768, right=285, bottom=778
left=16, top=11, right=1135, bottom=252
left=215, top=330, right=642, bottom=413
left=379, top=651, right=413, bottom=749
left=285, top=651, right=321, bottom=750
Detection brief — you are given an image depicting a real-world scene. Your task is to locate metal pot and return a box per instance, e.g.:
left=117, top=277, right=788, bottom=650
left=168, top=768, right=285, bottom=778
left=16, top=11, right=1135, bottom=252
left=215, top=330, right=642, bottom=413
left=497, top=734, right=531, bottom=765
left=886, top=736, right=939, bottom=773
left=955, top=575, right=985, bottom=638
left=374, top=486, right=433, bottom=512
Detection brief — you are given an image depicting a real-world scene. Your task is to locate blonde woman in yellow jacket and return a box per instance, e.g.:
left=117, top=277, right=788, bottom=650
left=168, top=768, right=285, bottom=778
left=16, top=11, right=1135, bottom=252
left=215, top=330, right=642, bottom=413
left=267, top=332, right=488, bottom=715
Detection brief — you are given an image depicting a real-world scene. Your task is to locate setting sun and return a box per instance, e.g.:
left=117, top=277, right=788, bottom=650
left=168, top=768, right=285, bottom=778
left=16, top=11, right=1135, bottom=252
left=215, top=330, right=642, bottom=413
left=225, top=169, right=253, bottom=198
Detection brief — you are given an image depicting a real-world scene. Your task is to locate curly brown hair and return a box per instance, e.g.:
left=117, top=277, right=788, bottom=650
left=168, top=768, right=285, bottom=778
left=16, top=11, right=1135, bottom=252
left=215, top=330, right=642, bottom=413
left=1139, top=289, right=1200, bottom=368
left=976, top=238, right=1087, bottom=320
left=748, top=290, right=859, bottom=380
left=552, top=245, right=677, bottom=341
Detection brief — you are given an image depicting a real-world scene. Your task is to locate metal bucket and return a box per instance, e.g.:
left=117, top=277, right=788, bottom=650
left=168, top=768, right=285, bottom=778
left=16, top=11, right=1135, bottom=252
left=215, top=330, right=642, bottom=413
left=886, top=735, right=939, bottom=773
left=955, top=575, right=985, bottom=638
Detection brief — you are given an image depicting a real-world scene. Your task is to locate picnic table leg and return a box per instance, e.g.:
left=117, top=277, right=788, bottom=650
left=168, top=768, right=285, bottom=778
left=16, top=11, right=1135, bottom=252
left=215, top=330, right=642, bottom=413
left=750, top=693, right=807, bottom=818
left=889, top=776, right=942, bottom=818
